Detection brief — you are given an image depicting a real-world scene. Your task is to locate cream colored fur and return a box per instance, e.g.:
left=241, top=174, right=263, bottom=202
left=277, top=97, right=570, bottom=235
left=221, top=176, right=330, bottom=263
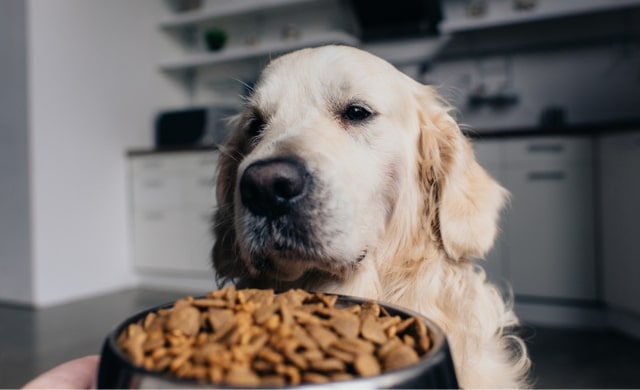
left=212, top=45, right=530, bottom=388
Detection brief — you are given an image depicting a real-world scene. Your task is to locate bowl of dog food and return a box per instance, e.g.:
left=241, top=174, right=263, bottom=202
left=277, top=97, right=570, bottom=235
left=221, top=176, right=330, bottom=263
left=97, top=287, right=458, bottom=389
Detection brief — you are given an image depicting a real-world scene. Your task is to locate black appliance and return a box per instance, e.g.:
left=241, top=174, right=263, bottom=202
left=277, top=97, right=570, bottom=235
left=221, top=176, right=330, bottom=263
left=154, top=106, right=238, bottom=148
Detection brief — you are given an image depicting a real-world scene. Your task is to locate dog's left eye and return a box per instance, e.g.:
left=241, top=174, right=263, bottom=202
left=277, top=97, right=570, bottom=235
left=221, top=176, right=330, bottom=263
left=247, top=114, right=266, bottom=138
left=342, top=105, right=372, bottom=123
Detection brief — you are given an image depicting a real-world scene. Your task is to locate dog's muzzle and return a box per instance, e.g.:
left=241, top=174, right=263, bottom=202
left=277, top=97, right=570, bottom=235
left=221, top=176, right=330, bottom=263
left=239, top=158, right=309, bottom=219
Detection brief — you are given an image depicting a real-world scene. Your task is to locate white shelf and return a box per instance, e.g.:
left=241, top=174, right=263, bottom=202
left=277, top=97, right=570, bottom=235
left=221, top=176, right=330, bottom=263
left=361, top=36, right=451, bottom=66
left=160, top=0, right=319, bottom=29
left=441, top=0, right=640, bottom=34
left=160, top=31, right=360, bottom=72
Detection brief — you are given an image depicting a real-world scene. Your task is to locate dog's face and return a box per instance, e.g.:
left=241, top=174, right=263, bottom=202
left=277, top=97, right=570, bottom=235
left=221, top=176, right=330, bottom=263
left=213, top=45, right=506, bottom=285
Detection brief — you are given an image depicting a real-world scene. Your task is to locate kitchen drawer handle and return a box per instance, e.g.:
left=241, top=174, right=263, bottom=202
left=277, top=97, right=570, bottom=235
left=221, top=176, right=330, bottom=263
left=144, top=211, right=165, bottom=221
left=143, top=179, right=165, bottom=188
left=140, top=161, right=162, bottom=169
left=527, top=171, right=566, bottom=181
left=527, top=144, right=565, bottom=153
left=199, top=178, right=213, bottom=186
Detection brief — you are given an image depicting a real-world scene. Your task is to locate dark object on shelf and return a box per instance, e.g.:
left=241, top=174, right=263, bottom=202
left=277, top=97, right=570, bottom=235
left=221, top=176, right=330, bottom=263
left=513, top=0, right=537, bottom=11
left=539, top=106, right=567, bottom=128
left=467, top=0, right=488, bottom=17
left=349, top=0, right=443, bottom=42
left=204, top=28, right=228, bottom=51
left=154, top=106, right=238, bottom=148
left=281, top=25, right=301, bottom=41
left=468, top=92, right=519, bottom=109
left=171, top=0, right=202, bottom=12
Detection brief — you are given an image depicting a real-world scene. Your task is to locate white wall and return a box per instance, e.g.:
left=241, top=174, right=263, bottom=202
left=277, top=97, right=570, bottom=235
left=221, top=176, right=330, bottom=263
left=26, top=0, right=187, bottom=306
left=0, top=0, right=33, bottom=305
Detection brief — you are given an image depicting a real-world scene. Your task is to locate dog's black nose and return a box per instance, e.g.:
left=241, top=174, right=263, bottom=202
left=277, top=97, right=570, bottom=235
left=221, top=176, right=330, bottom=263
left=240, top=158, right=308, bottom=218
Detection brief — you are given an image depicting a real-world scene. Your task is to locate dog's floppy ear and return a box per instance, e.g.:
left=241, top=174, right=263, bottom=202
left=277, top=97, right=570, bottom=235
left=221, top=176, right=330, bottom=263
left=211, top=115, right=248, bottom=283
left=415, top=86, right=508, bottom=260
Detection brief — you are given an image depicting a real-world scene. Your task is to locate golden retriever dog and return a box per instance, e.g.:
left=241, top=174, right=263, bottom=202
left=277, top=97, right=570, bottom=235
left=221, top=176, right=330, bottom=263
left=212, top=45, right=530, bottom=388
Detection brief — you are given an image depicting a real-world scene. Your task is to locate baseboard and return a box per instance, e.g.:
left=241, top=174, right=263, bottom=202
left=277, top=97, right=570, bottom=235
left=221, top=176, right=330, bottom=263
left=137, top=271, right=222, bottom=294
left=514, top=300, right=607, bottom=328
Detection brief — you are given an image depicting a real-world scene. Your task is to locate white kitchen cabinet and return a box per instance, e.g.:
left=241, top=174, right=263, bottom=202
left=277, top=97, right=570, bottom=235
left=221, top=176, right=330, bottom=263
left=471, top=136, right=597, bottom=300
left=130, top=150, right=219, bottom=274
left=504, top=137, right=596, bottom=300
left=599, top=132, right=640, bottom=315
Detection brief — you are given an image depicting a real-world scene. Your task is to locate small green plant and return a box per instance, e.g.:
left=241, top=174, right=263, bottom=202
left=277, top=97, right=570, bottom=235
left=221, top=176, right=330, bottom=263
left=204, top=28, right=227, bottom=51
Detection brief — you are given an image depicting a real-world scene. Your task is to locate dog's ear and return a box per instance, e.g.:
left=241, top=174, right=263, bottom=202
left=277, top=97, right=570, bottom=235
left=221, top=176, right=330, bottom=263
left=415, top=86, right=508, bottom=260
left=211, top=115, right=248, bottom=283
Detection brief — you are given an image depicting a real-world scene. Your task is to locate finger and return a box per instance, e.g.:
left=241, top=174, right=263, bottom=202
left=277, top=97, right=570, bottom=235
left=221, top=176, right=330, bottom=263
left=23, top=355, right=100, bottom=389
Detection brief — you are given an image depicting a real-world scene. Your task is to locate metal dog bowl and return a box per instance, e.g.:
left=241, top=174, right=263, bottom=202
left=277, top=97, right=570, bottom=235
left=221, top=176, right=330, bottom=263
left=97, top=295, right=458, bottom=389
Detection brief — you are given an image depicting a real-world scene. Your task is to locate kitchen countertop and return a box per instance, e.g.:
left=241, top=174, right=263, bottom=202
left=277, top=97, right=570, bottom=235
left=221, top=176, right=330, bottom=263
left=464, top=117, right=640, bottom=139
left=127, top=118, right=640, bottom=156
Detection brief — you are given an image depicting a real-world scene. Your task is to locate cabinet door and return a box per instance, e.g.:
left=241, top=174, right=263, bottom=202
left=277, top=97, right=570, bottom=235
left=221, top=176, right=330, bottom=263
left=600, top=132, right=640, bottom=314
left=130, top=151, right=219, bottom=274
left=472, top=139, right=508, bottom=285
left=504, top=157, right=596, bottom=300
left=182, top=151, right=218, bottom=207
left=131, top=154, right=184, bottom=209
left=133, top=209, right=186, bottom=272
left=180, top=209, right=216, bottom=273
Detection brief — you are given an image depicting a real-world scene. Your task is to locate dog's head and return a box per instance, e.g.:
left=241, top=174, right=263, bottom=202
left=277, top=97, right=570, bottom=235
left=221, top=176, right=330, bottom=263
left=212, top=45, right=506, bottom=286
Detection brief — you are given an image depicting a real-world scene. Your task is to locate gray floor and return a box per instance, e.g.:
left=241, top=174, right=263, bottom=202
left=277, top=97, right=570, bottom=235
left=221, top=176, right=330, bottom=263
left=1, top=288, right=639, bottom=389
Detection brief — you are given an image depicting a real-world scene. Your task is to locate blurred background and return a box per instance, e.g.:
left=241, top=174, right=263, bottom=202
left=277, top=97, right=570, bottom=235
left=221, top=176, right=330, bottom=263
left=1, top=0, right=640, bottom=387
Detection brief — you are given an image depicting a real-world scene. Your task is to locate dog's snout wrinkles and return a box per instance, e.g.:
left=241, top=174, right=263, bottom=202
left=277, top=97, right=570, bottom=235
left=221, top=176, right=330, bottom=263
left=240, top=159, right=308, bottom=218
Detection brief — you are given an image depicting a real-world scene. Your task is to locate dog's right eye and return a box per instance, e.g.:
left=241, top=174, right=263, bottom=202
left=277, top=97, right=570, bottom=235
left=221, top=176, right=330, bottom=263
left=247, top=114, right=266, bottom=138
left=342, top=104, right=373, bottom=123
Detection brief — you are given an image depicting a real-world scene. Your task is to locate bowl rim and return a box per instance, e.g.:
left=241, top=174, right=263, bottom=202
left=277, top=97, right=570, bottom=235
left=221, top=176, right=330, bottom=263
left=101, top=293, right=451, bottom=388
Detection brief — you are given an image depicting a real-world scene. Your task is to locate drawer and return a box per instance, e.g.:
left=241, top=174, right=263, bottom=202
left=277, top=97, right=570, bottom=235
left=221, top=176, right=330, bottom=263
left=182, top=151, right=219, bottom=177
left=132, top=209, right=214, bottom=273
left=131, top=154, right=187, bottom=177
left=472, top=139, right=503, bottom=167
left=180, top=209, right=217, bottom=273
left=132, top=209, right=186, bottom=271
left=504, top=137, right=592, bottom=165
left=505, top=163, right=596, bottom=300
left=132, top=175, right=182, bottom=209
left=183, top=174, right=217, bottom=207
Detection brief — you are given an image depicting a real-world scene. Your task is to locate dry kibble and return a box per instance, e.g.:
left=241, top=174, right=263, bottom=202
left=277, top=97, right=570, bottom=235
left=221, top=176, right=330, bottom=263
left=117, top=287, right=432, bottom=386
left=354, top=353, right=381, bottom=377
left=309, top=357, right=345, bottom=372
left=383, top=344, right=420, bottom=371
left=330, top=312, right=361, bottom=338
left=306, top=324, right=338, bottom=350
left=166, top=306, right=200, bottom=337
left=225, top=366, right=260, bottom=387
left=361, top=315, right=389, bottom=344
left=302, top=372, right=330, bottom=383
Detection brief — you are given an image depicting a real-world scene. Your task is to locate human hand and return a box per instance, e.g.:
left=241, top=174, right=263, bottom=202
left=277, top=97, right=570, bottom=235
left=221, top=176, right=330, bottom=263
left=23, top=355, right=100, bottom=389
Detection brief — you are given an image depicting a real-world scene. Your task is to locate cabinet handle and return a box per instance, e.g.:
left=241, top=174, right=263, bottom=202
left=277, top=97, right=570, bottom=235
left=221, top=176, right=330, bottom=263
left=143, top=179, right=164, bottom=188
left=199, top=159, right=216, bottom=167
left=141, top=161, right=162, bottom=169
left=527, top=171, right=566, bottom=181
left=527, top=144, right=565, bottom=153
left=144, top=211, right=165, bottom=221
left=198, top=178, right=214, bottom=187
